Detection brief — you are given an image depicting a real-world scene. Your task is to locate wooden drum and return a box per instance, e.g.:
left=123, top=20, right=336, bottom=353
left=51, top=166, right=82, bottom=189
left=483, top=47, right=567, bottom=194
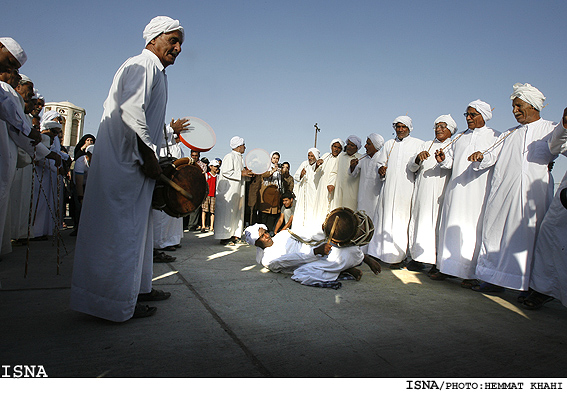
left=322, top=207, right=374, bottom=247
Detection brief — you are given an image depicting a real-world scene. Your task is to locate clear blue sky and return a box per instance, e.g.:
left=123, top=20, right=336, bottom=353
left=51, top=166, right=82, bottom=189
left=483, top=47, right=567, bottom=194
left=4, top=0, right=567, bottom=181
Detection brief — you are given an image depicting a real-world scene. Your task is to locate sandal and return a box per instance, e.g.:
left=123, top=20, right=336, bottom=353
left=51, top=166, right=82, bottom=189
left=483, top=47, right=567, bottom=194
left=137, top=289, right=171, bottom=302
left=154, top=251, right=176, bottom=263
left=429, top=271, right=449, bottom=281
left=132, top=303, right=157, bottom=318
left=173, top=244, right=182, bottom=249
left=471, top=282, right=505, bottom=293
left=388, top=262, right=403, bottom=270
left=523, top=291, right=554, bottom=310
left=461, top=279, right=480, bottom=289
left=517, top=290, right=530, bottom=303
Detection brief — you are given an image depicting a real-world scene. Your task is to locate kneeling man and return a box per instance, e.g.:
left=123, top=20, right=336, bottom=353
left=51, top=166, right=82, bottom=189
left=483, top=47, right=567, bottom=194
left=244, top=223, right=381, bottom=289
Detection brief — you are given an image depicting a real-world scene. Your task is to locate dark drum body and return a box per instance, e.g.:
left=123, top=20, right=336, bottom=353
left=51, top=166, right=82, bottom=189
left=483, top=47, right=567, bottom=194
left=152, top=157, right=208, bottom=218
left=323, top=207, right=374, bottom=247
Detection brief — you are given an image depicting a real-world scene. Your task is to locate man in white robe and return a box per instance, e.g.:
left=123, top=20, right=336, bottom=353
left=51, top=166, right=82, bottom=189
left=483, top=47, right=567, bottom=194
left=291, top=148, right=319, bottom=232
left=214, top=136, right=253, bottom=245
left=407, top=115, right=455, bottom=271
left=244, top=223, right=381, bottom=289
left=348, top=133, right=384, bottom=253
left=330, top=135, right=363, bottom=211
left=312, top=138, right=343, bottom=225
left=152, top=119, right=188, bottom=253
left=367, top=116, right=423, bottom=268
left=471, top=84, right=564, bottom=293
left=70, top=16, right=184, bottom=321
left=528, top=111, right=567, bottom=309
left=435, top=100, right=500, bottom=286
left=1, top=41, right=53, bottom=255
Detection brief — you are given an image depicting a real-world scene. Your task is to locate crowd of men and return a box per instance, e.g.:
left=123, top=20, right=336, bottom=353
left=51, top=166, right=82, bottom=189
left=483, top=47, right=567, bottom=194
left=2, top=16, right=567, bottom=322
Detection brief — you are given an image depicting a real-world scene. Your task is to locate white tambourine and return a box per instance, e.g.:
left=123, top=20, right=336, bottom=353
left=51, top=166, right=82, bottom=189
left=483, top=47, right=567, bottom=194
left=245, top=148, right=271, bottom=174
left=178, top=117, right=216, bottom=152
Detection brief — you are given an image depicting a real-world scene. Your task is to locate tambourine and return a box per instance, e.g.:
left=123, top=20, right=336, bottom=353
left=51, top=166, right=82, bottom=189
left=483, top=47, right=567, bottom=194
left=245, top=148, right=271, bottom=174
left=178, top=117, right=216, bottom=152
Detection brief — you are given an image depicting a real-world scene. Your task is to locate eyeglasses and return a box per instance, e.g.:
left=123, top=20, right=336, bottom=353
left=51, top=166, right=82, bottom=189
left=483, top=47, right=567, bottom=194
left=434, top=124, right=448, bottom=130
left=464, top=112, right=480, bottom=118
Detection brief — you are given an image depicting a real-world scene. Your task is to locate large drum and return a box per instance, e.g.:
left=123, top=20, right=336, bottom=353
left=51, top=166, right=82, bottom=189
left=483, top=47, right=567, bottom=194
left=152, top=157, right=208, bottom=218
left=322, top=207, right=374, bottom=247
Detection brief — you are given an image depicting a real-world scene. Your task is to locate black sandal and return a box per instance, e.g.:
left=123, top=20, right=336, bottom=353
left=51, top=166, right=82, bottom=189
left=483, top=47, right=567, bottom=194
left=137, top=289, right=171, bottom=302
left=523, top=291, right=554, bottom=310
left=132, top=303, right=157, bottom=318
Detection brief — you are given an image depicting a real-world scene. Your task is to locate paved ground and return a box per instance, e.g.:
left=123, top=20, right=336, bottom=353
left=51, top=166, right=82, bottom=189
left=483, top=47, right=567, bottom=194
left=1, top=226, right=567, bottom=381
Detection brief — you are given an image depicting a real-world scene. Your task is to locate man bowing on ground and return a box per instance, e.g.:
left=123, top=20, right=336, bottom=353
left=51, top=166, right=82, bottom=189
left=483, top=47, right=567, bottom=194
left=71, top=16, right=184, bottom=321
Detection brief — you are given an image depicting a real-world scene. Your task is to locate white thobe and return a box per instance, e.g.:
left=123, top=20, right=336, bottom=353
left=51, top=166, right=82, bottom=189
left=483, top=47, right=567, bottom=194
left=153, top=129, right=184, bottom=249
left=0, top=83, right=49, bottom=253
left=407, top=139, right=451, bottom=265
left=32, top=135, right=59, bottom=238
left=349, top=153, right=382, bottom=253
left=529, top=121, right=567, bottom=304
left=436, top=126, right=500, bottom=279
left=260, top=229, right=363, bottom=286
left=312, top=153, right=339, bottom=225
left=70, top=49, right=168, bottom=322
left=367, top=136, right=423, bottom=264
left=330, top=151, right=362, bottom=211
left=214, top=150, right=246, bottom=239
left=291, top=160, right=318, bottom=232
left=475, top=119, right=559, bottom=290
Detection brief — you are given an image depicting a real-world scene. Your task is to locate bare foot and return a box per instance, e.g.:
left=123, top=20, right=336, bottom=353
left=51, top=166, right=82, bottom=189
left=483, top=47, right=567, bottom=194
left=343, top=267, right=363, bottom=281
left=363, top=254, right=382, bottom=274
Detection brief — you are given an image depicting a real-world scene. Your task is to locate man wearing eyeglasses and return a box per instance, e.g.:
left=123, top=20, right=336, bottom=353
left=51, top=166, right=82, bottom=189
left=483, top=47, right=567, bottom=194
left=433, top=101, right=500, bottom=288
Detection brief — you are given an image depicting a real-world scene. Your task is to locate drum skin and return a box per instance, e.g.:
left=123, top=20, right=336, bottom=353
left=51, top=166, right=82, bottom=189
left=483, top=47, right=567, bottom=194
left=152, top=157, right=208, bottom=218
left=323, top=207, right=374, bottom=247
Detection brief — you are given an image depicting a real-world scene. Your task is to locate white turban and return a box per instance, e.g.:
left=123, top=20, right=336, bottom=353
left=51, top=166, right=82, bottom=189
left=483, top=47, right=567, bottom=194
left=0, top=37, right=27, bottom=67
left=40, top=110, right=62, bottom=130
left=19, top=74, right=32, bottom=84
left=368, top=133, right=385, bottom=150
left=393, top=115, right=413, bottom=132
left=468, top=99, right=492, bottom=122
left=434, top=114, right=458, bottom=135
left=230, top=136, right=245, bottom=149
left=42, top=120, right=62, bottom=131
left=346, top=135, right=362, bottom=150
left=244, top=224, right=268, bottom=246
left=32, top=88, right=40, bottom=100
left=86, top=145, right=95, bottom=155
left=210, top=159, right=220, bottom=167
left=143, top=16, right=184, bottom=46
left=308, top=147, right=320, bottom=160
left=330, top=138, right=344, bottom=150
left=510, top=83, right=545, bottom=112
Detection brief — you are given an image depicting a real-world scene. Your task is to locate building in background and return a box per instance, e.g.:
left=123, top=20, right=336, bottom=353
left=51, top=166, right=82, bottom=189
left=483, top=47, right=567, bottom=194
left=44, top=101, right=86, bottom=150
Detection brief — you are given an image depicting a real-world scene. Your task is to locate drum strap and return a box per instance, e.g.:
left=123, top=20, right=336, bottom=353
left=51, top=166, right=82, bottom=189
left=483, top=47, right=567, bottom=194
left=163, top=125, right=172, bottom=158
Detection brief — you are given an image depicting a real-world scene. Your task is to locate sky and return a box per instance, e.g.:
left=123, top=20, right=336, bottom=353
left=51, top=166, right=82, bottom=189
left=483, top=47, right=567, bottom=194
left=4, top=0, right=567, bottom=183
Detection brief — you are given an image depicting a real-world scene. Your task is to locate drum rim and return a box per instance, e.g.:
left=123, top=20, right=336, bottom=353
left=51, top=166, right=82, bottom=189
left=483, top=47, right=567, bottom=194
left=178, top=116, right=216, bottom=152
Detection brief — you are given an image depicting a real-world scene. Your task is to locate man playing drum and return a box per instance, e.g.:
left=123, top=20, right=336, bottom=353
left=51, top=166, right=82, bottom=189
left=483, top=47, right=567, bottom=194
left=244, top=222, right=382, bottom=289
left=70, top=16, right=184, bottom=321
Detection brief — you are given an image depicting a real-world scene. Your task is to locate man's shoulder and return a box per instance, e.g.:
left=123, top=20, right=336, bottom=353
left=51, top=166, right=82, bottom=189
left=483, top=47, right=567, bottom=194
left=120, top=49, right=164, bottom=72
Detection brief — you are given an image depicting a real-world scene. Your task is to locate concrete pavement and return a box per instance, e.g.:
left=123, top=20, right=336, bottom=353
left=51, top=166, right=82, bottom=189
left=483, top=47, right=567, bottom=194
left=1, top=226, right=567, bottom=378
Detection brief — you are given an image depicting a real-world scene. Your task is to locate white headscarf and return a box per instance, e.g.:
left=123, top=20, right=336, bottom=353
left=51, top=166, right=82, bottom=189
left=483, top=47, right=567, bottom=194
left=143, top=16, right=185, bottom=46
left=244, top=223, right=268, bottom=245
left=368, top=133, right=385, bottom=150
left=330, top=138, right=344, bottom=150
left=0, top=37, right=27, bottom=67
left=393, top=115, right=413, bottom=132
left=468, top=99, right=492, bottom=122
left=19, top=74, right=32, bottom=84
left=346, top=135, right=362, bottom=150
left=434, top=114, right=458, bottom=135
left=510, top=83, right=545, bottom=112
left=40, top=110, right=62, bottom=131
left=308, top=147, right=320, bottom=161
left=230, top=136, right=245, bottom=149
left=43, top=120, right=62, bottom=131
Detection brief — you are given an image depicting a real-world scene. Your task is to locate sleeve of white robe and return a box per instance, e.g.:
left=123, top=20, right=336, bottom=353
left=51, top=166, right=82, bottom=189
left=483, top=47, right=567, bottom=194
left=438, top=143, right=454, bottom=170
left=407, top=141, right=429, bottom=173
left=118, top=55, right=162, bottom=157
left=221, top=152, right=242, bottom=182
left=0, top=83, right=31, bottom=136
left=549, top=123, right=567, bottom=155
left=374, top=141, right=390, bottom=181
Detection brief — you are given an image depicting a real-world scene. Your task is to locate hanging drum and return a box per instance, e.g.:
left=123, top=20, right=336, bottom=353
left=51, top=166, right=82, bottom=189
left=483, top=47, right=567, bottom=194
left=152, top=157, right=208, bottom=218
left=245, top=148, right=271, bottom=174
left=322, top=207, right=374, bottom=247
